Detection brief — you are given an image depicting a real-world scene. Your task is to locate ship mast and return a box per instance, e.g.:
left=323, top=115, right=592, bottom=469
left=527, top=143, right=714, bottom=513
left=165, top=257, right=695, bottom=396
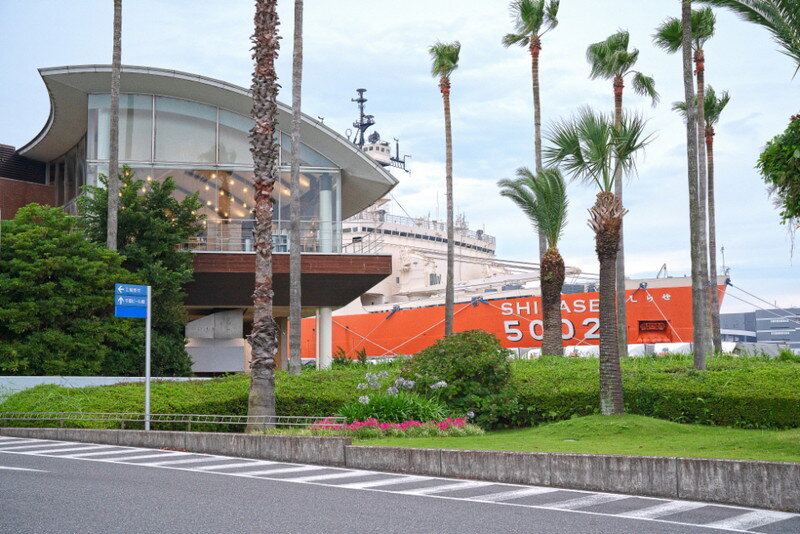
left=348, top=88, right=409, bottom=171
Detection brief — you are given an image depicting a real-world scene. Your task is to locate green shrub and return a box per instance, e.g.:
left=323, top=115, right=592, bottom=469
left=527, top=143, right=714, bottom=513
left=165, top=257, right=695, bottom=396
left=338, top=391, right=448, bottom=423
left=402, top=330, right=512, bottom=414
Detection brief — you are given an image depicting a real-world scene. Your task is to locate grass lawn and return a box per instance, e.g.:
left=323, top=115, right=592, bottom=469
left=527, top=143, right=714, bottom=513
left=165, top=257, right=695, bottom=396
left=355, top=415, right=800, bottom=463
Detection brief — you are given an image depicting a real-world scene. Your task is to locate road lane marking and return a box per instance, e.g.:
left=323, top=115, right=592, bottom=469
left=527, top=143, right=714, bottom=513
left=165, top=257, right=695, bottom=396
left=617, top=500, right=707, bottom=519
left=194, top=461, right=275, bottom=471
left=62, top=448, right=140, bottom=458
left=469, top=486, right=560, bottom=502
left=0, top=443, right=78, bottom=451
left=18, top=445, right=114, bottom=455
left=0, top=466, right=48, bottom=472
left=336, top=475, right=432, bottom=489
left=143, top=456, right=231, bottom=467
left=547, top=493, right=630, bottom=510
left=237, top=465, right=322, bottom=476
left=398, top=480, right=494, bottom=495
left=704, top=510, right=797, bottom=531
left=111, top=451, right=191, bottom=461
left=0, top=440, right=56, bottom=448
left=283, top=470, right=374, bottom=483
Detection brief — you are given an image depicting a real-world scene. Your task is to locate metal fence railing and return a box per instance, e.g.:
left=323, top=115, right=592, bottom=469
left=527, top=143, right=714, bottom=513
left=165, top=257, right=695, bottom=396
left=0, top=412, right=344, bottom=432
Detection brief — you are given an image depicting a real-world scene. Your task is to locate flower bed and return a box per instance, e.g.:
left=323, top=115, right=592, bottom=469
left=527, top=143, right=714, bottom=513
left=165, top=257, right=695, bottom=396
left=306, top=417, right=484, bottom=439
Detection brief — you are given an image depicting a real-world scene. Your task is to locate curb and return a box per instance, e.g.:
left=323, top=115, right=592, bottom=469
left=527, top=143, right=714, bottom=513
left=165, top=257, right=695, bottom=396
left=2, top=427, right=798, bottom=512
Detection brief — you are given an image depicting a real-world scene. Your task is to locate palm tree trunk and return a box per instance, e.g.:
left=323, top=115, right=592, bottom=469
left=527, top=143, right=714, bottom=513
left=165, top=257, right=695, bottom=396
left=682, top=0, right=711, bottom=369
left=247, top=0, right=281, bottom=432
left=288, top=0, right=303, bottom=375
left=706, top=126, right=722, bottom=352
left=441, top=77, right=455, bottom=337
left=613, top=75, right=628, bottom=359
left=695, top=48, right=712, bottom=366
left=591, top=191, right=626, bottom=415
left=540, top=248, right=565, bottom=357
left=530, top=37, right=547, bottom=261
left=106, top=0, right=122, bottom=251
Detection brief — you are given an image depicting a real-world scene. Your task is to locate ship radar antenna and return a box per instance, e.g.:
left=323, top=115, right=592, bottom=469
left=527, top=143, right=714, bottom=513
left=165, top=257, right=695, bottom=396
left=351, top=88, right=375, bottom=148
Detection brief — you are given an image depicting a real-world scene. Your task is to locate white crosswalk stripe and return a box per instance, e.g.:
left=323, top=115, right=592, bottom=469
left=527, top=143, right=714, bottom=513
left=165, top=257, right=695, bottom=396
left=547, top=493, right=630, bottom=510
left=236, top=465, right=321, bottom=477
left=16, top=445, right=113, bottom=455
left=617, top=500, right=707, bottom=519
left=2, top=436, right=799, bottom=533
left=469, top=486, right=559, bottom=502
left=336, top=476, right=432, bottom=489
left=704, top=510, right=797, bottom=531
left=398, top=480, right=494, bottom=495
left=194, top=461, right=273, bottom=471
left=283, top=470, right=374, bottom=483
left=62, top=448, right=140, bottom=458
left=111, top=451, right=190, bottom=462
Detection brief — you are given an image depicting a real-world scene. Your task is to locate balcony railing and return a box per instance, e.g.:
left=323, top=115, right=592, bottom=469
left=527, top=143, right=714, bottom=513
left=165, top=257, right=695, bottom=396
left=182, top=218, right=342, bottom=253
left=346, top=211, right=496, bottom=245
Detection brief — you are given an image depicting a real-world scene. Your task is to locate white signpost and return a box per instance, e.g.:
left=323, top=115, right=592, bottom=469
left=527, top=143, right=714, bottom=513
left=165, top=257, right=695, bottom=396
left=115, top=284, right=152, bottom=430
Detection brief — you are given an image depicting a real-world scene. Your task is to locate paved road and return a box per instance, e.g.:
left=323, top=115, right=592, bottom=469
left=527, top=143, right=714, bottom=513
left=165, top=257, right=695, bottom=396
left=1, top=436, right=798, bottom=534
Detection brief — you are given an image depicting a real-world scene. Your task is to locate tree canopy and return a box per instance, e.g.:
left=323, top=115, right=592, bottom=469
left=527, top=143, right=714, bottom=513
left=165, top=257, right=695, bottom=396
left=79, top=167, right=204, bottom=376
left=0, top=204, right=142, bottom=375
left=757, top=114, right=800, bottom=226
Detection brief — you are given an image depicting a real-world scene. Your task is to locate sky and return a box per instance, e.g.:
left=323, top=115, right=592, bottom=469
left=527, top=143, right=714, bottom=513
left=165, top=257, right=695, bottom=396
left=0, top=0, right=797, bottom=313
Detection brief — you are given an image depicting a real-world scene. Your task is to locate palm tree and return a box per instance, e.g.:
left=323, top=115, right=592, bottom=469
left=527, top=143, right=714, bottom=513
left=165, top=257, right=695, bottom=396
left=502, top=0, right=560, bottom=261
left=288, top=0, right=303, bottom=375
left=545, top=107, right=651, bottom=415
left=699, top=0, right=800, bottom=74
left=429, top=41, right=461, bottom=337
left=655, top=6, right=715, bottom=366
left=674, top=87, right=731, bottom=353
left=586, top=30, right=658, bottom=360
left=247, top=0, right=281, bottom=432
left=106, top=0, right=122, bottom=251
left=498, top=168, right=568, bottom=357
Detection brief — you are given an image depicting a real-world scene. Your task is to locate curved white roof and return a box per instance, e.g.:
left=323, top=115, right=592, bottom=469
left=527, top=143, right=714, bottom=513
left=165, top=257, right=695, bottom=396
left=19, top=65, right=398, bottom=218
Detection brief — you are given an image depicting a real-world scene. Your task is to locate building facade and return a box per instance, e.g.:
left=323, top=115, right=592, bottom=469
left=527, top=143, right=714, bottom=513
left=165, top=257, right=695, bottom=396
left=1, top=65, right=397, bottom=373
left=721, top=308, right=800, bottom=351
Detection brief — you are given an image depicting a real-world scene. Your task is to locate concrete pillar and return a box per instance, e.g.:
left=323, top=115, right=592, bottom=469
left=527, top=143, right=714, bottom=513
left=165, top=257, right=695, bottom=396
left=319, top=173, right=333, bottom=253
left=316, top=306, right=333, bottom=370
left=277, top=317, right=289, bottom=372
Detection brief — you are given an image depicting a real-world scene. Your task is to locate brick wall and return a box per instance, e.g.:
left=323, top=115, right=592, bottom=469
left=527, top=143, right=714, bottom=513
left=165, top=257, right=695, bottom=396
left=0, top=177, right=55, bottom=220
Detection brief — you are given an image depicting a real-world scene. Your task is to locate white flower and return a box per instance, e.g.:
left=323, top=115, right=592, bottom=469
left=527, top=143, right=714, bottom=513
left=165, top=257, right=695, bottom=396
left=386, top=386, right=399, bottom=396
left=358, top=396, right=370, bottom=404
left=467, top=411, right=475, bottom=419
left=356, top=383, right=368, bottom=389
left=430, top=380, right=448, bottom=390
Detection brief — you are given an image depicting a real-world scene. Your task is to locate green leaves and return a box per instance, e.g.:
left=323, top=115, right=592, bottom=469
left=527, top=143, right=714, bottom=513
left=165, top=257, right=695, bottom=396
left=673, top=86, right=731, bottom=126
left=502, top=0, right=560, bottom=49
left=653, top=7, right=716, bottom=53
left=587, top=30, right=637, bottom=79
left=699, top=0, right=800, bottom=75
left=545, top=107, right=652, bottom=192
left=498, top=167, right=568, bottom=249
left=429, top=41, right=461, bottom=78
left=757, top=114, right=800, bottom=224
left=0, top=205, right=142, bottom=375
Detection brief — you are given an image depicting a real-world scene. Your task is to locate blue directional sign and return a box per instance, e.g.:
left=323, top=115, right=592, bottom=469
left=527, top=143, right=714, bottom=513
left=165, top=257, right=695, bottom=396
left=115, top=284, right=149, bottom=319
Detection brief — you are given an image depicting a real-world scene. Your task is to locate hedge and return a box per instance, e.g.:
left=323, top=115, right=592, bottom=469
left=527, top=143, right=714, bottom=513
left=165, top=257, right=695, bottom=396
left=1, top=355, right=798, bottom=431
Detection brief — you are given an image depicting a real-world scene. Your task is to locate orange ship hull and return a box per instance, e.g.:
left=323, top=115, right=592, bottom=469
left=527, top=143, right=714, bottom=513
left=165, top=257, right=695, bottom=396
left=301, top=284, right=726, bottom=357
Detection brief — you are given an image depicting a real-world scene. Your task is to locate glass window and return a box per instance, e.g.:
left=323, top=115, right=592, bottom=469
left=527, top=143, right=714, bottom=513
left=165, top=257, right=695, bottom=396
left=218, top=110, right=254, bottom=165
left=87, top=94, right=153, bottom=161
left=280, top=133, right=336, bottom=167
left=155, top=97, right=216, bottom=163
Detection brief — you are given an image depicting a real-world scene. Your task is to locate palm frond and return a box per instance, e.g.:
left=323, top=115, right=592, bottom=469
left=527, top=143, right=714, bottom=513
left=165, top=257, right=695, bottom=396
left=498, top=167, right=568, bottom=248
left=698, top=0, right=800, bottom=73
left=631, top=71, right=660, bottom=106
left=653, top=16, right=684, bottom=53
left=502, top=32, right=530, bottom=48
left=545, top=107, right=651, bottom=192
left=509, top=0, right=545, bottom=36
left=544, top=0, right=560, bottom=32
left=429, top=41, right=462, bottom=78
left=704, top=86, right=731, bottom=126
left=654, top=9, right=717, bottom=53
left=587, top=30, right=639, bottom=79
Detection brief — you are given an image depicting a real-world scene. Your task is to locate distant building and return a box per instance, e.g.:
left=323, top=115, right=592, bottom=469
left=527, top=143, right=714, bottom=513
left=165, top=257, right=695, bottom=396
left=721, top=308, right=800, bottom=351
